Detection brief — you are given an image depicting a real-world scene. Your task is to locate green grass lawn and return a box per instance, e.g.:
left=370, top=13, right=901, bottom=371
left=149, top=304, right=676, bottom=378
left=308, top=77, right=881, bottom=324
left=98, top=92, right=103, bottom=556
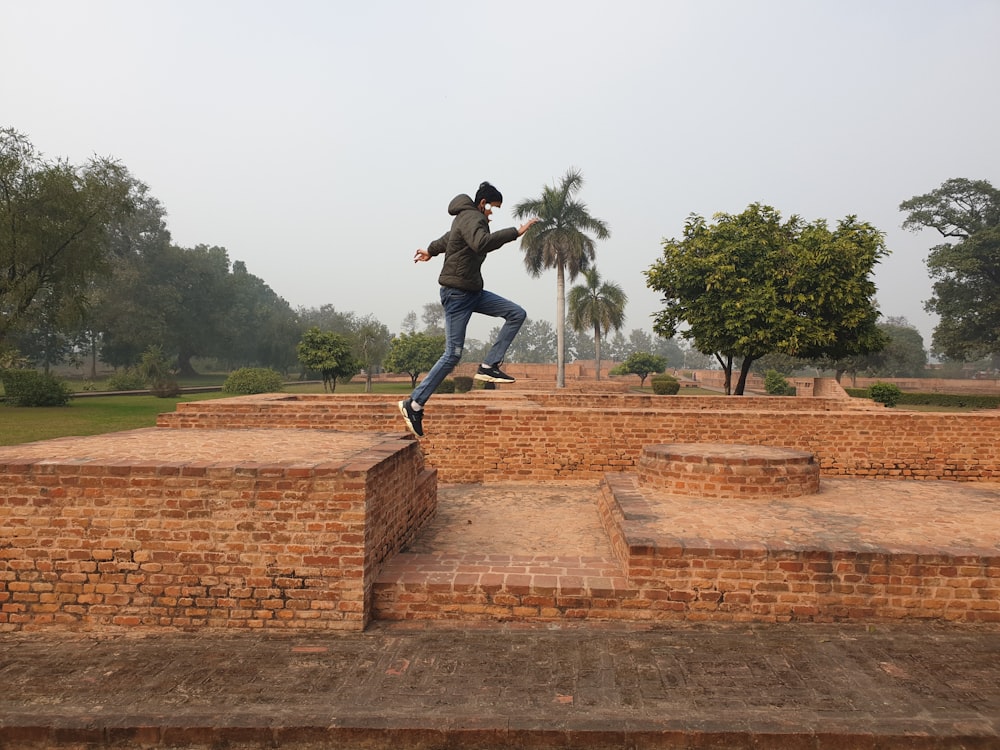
left=0, top=392, right=226, bottom=446
left=0, top=382, right=413, bottom=446
left=3, top=381, right=986, bottom=447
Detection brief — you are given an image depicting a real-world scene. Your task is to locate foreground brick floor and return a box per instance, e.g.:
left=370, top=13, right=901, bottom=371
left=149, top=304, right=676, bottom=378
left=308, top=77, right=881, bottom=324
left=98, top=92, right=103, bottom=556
left=2, top=480, right=999, bottom=747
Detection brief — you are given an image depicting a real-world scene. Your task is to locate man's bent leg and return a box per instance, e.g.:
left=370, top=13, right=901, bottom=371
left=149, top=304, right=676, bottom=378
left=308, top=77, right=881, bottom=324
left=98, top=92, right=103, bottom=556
left=410, top=288, right=478, bottom=405
left=477, top=290, right=526, bottom=366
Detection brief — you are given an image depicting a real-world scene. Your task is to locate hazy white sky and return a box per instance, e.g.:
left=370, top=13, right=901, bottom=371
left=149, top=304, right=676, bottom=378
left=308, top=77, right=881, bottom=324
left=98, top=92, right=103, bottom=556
left=3, top=0, right=998, bottom=349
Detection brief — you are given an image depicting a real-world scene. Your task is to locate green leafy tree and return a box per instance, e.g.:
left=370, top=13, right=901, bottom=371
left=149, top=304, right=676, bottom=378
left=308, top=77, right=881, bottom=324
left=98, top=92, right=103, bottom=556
left=296, top=327, right=359, bottom=392
left=297, top=304, right=356, bottom=336
left=0, top=127, right=135, bottom=350
left=221, top=260, right=299, bottom=372
left=861, top=319, right=928, bottom=377
left=568, top=267, right=628, bottom=379
left=87, top=180, right=172, bottom=376
left=152, top=244, right=235, bottom=376
left=900, top=178, right=1000, bottom=361
left=645, top=204, right=887, bottom=395
left=616, top=351, right=667, bottom=387
left=383, top=331, right=445, bottom=388
left=513, top=168, right=610, bottom=387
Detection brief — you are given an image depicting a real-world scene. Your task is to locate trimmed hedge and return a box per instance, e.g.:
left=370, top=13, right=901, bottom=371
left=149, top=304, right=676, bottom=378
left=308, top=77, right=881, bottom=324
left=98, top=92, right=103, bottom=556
left=453, top=375, right=474, bottom=393
left=651, top=373, right=680, bottom=395
left=222, top=367, right=285, bottom=395
left=846, top=386, right=1000, bottom=409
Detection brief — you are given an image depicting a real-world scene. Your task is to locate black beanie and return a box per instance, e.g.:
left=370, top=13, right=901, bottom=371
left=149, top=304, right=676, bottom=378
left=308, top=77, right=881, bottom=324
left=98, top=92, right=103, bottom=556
left=474, top=181, right=503, bottom=205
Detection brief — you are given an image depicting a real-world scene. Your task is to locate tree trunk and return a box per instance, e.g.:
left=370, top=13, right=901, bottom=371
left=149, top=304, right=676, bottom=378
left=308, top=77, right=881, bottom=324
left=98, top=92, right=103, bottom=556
left=555, top=263, right=566, bottom=388
left=89, top=332, right=98, bottom=379
left=715, top=352, right=733, bottom=395
left=176, top=349, right=198, bottom=377
left=734, top=356, right=756, bottom=395
left=593, top=325, right=602, bottom=380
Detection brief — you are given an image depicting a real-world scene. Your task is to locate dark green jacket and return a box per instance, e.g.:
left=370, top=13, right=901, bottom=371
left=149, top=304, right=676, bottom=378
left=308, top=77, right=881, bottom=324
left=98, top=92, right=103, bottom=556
left=427, top=194, right=519, bottom=292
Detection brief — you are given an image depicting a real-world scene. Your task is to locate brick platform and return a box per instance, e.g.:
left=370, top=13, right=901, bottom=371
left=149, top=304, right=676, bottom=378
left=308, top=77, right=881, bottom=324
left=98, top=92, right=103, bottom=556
left=374, top=477, right=1000, bottom=625
left=0, top=428, right=435, bottom=631
left=4, top=392, right=999, bottom=631
left=638, top=443, right=821, bottom=498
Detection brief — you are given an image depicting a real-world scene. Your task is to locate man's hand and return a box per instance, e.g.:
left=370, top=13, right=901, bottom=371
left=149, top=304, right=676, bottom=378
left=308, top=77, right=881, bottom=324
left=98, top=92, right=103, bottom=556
left=413, top=248, right=430, bottom=263
left=517, top=218, right=540, bottom=236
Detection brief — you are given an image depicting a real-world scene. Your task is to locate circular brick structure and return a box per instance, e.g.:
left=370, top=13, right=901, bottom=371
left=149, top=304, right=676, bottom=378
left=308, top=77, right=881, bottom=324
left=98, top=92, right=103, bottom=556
left=638, top=443, right=820, bottom=499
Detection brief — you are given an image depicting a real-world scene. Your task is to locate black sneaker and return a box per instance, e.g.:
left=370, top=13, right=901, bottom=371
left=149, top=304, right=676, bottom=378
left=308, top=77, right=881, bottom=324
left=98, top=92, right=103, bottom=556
left=398, top=399, right=424, bottom=437
left=474, top=364, right=516, bottom=384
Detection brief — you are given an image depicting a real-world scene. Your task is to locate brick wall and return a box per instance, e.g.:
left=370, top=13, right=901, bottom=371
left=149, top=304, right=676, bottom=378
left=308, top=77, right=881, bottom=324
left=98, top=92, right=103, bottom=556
left=0, top=430, right=435, bottom=631
left=157, top=393, right=1000, bottom=483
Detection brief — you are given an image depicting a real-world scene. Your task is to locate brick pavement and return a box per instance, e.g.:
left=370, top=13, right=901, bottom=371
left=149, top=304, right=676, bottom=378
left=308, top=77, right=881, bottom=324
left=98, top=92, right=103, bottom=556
left=3, top=480, right=1000, bottom=748
left=1, top=622, right=998, bottom=748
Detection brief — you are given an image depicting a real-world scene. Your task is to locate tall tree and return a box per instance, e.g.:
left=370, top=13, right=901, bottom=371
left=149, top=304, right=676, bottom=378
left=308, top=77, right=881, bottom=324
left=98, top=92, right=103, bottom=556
left=352, top=314, right=392, bottom=392
left=0, top=127, right=134, bottom=349
left=222, top=260, right=299, bottom=371
left=646, top=204, right=887, bottom=395
left=900, top=178, right=1000, bottom=361
left=513, top=168, right=610, bottom=387
left=421, top=302, right=444, bottom=334
left=567, top=267, right=628, bottom=379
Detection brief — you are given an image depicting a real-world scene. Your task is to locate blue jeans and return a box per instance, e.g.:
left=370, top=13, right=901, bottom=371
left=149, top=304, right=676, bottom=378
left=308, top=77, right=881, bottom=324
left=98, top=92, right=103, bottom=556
left=410, top=286, right=526, bottom=406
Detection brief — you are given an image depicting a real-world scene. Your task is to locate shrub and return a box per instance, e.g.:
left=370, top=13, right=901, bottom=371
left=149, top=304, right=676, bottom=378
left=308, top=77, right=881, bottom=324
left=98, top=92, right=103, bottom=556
left=150, top=380, right=182, bottom=398
left=222, top=367, right=285, bottom=395
left=0, top=369, right=73, bottom=407
left=764, top=369, right=795, bottom=396
left=894, top=392, right=1000, bottom=409
left=651, top=373, right=680, bottom=395
left=437, top=378, right=456, bottom=394
left=106, top=369, right=148, bottom=391
left=453, top=375, right=474, bottom=393
left=869, top=381, right=902, bottom=408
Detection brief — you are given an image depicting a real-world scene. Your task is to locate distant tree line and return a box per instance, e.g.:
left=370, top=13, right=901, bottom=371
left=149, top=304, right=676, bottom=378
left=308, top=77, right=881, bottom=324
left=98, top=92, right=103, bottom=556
left=6, top=127, right=992, bottom=392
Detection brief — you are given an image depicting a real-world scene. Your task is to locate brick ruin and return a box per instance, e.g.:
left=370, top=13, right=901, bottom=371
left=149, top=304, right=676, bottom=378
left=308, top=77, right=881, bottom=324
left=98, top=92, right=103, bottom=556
left=2, top=384, right=998, bottom=630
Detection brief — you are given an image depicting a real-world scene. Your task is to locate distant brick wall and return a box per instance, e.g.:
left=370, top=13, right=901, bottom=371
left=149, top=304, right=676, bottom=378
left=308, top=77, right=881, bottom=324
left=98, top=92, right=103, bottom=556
left=157, top=393, right=1000, bottom=483
left=0, top=430, right=435, bottom=631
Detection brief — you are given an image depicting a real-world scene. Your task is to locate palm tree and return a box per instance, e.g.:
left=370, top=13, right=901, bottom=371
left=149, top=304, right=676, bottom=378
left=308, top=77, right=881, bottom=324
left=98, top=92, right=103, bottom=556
left=568, top=268, right=628, bottom=380
left=514, top=168, right=610, bottom=387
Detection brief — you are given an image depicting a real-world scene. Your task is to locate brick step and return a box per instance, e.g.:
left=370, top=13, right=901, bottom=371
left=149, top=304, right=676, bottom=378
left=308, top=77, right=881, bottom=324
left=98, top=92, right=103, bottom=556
left=373, top=553, right=641, bottom=622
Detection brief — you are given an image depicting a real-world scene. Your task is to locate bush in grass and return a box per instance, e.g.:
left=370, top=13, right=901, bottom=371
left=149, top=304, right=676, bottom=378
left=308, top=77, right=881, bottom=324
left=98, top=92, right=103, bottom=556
left=869, top=381, right=902, bottom=407
left=222, top=367, right=285, bottom=395
left=453, top=375, right=474, bottom=393
left=0, top=369, right=73, bottom=406
left=437, top=378, right=456, bottom=394
left=764, top=369, right=796, bottom=396
left=106, top=368, right=148, bottom=391
left=651, top=373, right=680, bottom=395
